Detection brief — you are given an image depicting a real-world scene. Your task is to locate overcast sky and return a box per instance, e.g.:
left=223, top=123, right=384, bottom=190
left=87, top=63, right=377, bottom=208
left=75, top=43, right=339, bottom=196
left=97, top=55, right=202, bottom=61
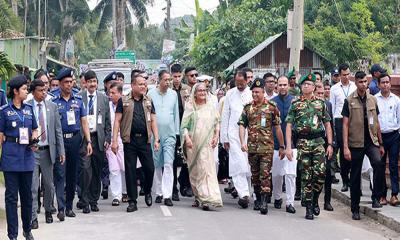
left=88, top=0, right=220, bottom=25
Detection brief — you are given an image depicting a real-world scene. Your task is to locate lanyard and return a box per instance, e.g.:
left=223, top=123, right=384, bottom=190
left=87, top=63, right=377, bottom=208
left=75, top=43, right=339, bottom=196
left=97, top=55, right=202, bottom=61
left=9, top=103, right=25, bottom=127
left=341, top=84, right=350, bottom=98
left=87, top=94, right=97, bottom=114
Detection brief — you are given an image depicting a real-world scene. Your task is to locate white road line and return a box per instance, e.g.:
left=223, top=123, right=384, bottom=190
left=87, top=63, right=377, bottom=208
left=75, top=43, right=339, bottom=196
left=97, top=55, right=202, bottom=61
left=160, top=206, right=172, bottom=217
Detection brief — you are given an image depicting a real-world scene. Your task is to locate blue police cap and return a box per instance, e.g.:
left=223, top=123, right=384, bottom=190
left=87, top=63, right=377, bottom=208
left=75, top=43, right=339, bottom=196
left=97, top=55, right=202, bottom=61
left=331, top=68, right=339, bottom=75
left=103, top=71, right=117, bottom=83
left=56, top=67, right=74, bottom=81
left=8, top=75, right=28, bottom=89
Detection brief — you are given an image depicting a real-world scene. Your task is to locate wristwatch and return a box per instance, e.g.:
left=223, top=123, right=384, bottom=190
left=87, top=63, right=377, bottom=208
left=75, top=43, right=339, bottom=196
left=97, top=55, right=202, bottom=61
left=87, top=140, right=92, bottom=144
left=279, top=145, right=285, bottom=150
left=156, top=139, right=160, bottom=143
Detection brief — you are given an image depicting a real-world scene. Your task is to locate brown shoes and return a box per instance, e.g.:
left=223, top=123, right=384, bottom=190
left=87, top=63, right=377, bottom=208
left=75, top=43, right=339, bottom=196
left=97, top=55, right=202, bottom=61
left=379, top=197, right=388, bottom=205
left=389, top=196, right=399, bottom=206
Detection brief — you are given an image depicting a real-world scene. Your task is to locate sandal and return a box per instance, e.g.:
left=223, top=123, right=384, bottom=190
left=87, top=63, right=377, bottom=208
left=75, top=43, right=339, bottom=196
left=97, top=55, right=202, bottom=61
left=192, top=199, right=200, bottom=207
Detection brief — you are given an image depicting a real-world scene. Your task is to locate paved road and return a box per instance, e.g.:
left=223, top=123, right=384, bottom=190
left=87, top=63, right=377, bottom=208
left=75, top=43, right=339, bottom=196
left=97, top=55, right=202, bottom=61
left=1, top=185, right=399, bottom=240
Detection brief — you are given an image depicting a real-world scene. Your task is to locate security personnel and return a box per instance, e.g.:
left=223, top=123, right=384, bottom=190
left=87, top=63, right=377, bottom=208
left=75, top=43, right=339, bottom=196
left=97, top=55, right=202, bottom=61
left=111, top=74, right=160, bottom=213
left=50, top=67, right=80, bottom=96
left=0, top=88, right=7, bottom=106
left=287, top=68, right=301, bottom=96
left=52, top=68, right=93, bottom=218
left=104, top=71, right=117, bottom=95
left=0, top=75, right=38, bottom=240
left=238, top=78, right=285, bottom=215
left=285, top=73, right=333, bottom=220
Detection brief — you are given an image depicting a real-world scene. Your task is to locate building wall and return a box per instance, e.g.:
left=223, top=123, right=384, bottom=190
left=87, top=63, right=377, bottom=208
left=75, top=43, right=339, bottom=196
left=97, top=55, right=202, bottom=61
left=0, top=38, right=40, bottom=70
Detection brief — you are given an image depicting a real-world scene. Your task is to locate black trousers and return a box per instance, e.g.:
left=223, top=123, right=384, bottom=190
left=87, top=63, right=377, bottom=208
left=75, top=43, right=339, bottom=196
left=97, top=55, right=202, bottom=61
left=324, top=158, right=332, bottom=204
left=124, top=136, right=154, bottom=203
left=335, top=118, right=351, bottom=185
left=350, top=143, right=385, bottom=212
left=80, top=134, right=104, bottom=206
left=4, top=171, right=33, bottom=239
left=217, top=143, right=229, bottom=181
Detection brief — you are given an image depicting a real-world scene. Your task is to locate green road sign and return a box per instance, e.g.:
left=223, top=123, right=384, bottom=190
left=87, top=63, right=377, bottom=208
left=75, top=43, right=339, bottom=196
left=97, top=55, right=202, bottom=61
left=115, top=51, right=136, bottom=63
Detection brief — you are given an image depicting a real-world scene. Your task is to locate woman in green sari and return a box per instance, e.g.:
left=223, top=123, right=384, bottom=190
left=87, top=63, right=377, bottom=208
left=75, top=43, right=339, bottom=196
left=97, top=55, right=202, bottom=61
left=181, top=82, right=223, bottom=210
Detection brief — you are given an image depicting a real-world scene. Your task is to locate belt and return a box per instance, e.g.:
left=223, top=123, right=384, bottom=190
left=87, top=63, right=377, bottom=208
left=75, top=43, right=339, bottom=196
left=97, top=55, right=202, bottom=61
left=297, top=132, right=325, bottom=140
left=63, top=131, right=79, bottom=139
left=5, top=136, right=20, bottom=143
left=38, top=145, right=49, bottom=150
left=133, top=133, right=145, bottom=137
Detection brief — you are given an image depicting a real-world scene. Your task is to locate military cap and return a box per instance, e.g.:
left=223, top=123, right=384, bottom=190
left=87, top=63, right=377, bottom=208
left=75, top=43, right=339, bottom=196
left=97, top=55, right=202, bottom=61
left=250, top=77, right=265, bottom=90
left=56, top=67, right=74, bottom=81
left=287, top=67, right=296, bottom=79
left=299, top=73, right=316, bottom=85
left=103, top=71, right=117, bottom=83
left=8, top=75, right=28, bottom=89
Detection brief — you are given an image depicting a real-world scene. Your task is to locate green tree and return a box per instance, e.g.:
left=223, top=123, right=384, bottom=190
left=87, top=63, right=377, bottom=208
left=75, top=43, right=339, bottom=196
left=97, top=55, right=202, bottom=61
left=0, top=0, right=22, bottom=33
left=126, top=25, right=164, bottom=59
left=0, top=52, right=16, bottom=81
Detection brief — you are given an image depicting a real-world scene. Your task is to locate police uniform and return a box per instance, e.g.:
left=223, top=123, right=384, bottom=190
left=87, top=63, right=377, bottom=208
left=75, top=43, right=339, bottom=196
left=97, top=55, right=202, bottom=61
left=0, top=88, right=7, bottom=106
left=286, top=74, right=331, bottom=220
left=238, top=78, right=282, bottom=215
left=52, top=68, right=87, bottom=217
left=0, top=75, right=37, bottom=240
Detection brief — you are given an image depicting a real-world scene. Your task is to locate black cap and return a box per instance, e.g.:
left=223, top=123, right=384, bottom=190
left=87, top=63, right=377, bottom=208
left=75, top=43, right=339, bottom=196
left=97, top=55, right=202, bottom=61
left=331, top=68, right=339, bottom=75
left=250, top=78, right=265, bottom=90
left=8, top=75, right=28, bottom=89
left=56, top=67, right=74, bottom=81
left=103, top=71, right=117, bottom=83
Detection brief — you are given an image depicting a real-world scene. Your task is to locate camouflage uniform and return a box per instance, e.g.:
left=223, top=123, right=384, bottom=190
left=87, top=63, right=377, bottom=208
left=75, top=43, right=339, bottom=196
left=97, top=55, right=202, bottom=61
left=288, top=85, right=301, bottom=97
left=238, top=99, right=281, bottom=194
left=285, top=95, right=331, bottom=203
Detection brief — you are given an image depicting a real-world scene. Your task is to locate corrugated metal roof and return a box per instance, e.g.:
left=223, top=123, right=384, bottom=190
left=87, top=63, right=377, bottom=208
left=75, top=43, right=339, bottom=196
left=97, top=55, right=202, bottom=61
left=226, top=32, right=283, bottom=70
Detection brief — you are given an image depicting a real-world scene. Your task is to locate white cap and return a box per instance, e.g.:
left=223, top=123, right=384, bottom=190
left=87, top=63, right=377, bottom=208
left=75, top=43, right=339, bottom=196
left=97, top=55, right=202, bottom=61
left=197, top=75, right=214, bottom=82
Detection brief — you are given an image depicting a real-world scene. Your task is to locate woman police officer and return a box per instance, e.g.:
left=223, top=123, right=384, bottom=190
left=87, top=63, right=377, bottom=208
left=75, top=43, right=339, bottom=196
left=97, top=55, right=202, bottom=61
left=0, top=75, right=38, bottom=240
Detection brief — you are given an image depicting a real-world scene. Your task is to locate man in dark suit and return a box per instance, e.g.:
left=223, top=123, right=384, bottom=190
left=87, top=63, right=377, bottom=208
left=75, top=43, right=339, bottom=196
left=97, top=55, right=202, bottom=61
left=28, top=79, right=65, bottom=228
left=79, top=70, right=111, bottom=213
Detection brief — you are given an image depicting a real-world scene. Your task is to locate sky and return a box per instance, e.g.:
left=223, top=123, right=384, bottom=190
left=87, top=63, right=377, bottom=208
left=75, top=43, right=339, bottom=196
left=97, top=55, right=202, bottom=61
left=87, top=0, right=221, bottom=25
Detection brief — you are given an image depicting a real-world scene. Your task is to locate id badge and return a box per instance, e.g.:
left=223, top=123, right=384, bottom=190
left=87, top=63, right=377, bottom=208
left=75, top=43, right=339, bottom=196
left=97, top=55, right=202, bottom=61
left=369, top=116, right=374, bottom=125
left=88, top=115, right=95, bottom=129
left=146, top=112, right=151, bottom=121
left=313, top=115, right=318, bottom=126
left=261, top=116, right=266, bottom=127
left=19, top=127, right=29, bottom=144
left=97, top=114, right=102, bottom=125
left=67, top=110, right=76, bottom=126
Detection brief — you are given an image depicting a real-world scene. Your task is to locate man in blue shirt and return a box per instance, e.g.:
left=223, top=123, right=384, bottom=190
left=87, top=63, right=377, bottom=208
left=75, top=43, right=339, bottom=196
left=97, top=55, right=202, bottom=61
left=369, top=64, right=385, bottom=95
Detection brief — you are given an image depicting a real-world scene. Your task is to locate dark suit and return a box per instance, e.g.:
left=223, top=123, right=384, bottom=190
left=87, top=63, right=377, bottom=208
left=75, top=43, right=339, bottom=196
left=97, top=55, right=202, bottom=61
left=80, top=90, right=111, bottom=207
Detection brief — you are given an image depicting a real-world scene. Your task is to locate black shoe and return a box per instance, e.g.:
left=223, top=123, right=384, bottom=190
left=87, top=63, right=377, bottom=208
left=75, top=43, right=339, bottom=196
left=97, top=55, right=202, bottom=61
left=45, top=211, right=53, bottom=223
left=57, top=211, right=65, bottom=222
left=155, top=195, right=163, bottom=203
left=224, top=182, right=234, bottom=193
left=65, top=209, right=76, bottom=217
left=122, top=193, right=128, bottom=203
left=139, top=188, right=145, bottom=196
left=164, top=198, right=173, bottom=206
left=76, top=201, right=84, bottom=210
left=305, top=203, right=314, bottom=220
left=294, top=193, right=301, bottom=201
left=172, top=192, right=180, bottom=201
left=312, top=193, right=320, bottom=216
left=286, top=204, right=296, bottom=214
left=324, top=203, right=334, bottom=211
left=332, top=176, right=339, bottom=184
left=253, top=200, right=261, bottom=211
left=101, top=189, right=108, bottom=200
left=260, top=194, right=268, bottom=215
left=274, top=198, right=283, bottom=209
left=127, top=202, right=138, bottom=212
left=112, top=199, right=120, bottom=206
left=23, top=231, right=34, bottom=240
left=180, top=187, right=187, bottom=197
left=145, top=194, right=153, bottom=207
left=31, top=219, right=39, bottom=229
left=90, top=204, right=99, bottom=212
left=352, top=211, right=361, bottom=220
left=341, top=183, right=349, bottom=192
left=50, top=205, right=57, bottom=214
left=238, top=196, right=249, bottom=209
left=372, top=198, right=382, bottom=208
left=82, top=205, right=91, bottom=214
left=231, top=188, right=239, bottom=199
left=185, top=188, right=194, bottom=197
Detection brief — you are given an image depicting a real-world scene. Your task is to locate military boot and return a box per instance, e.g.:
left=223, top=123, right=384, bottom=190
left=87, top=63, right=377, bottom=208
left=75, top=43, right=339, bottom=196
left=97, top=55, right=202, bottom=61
left=253, top=186, right=261, bottom=211
left=312, top=192, right=321, bottom=216
left=260, top=193, right=268, bottom=215
left=305, top=202, right=314, bottom=220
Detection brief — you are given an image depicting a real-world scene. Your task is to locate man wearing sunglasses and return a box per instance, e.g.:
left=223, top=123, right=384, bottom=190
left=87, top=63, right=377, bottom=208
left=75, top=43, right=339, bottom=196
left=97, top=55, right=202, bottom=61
left=184, top=67, right=198, bottom=89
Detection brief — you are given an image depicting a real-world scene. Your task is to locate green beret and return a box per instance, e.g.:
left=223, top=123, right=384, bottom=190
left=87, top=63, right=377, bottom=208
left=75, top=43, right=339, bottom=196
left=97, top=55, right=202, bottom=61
left=299, top=73, right=316, bottom=85
left=287, top=67, right=296, bottom=79
left=250, top=78, right=265, bottom=90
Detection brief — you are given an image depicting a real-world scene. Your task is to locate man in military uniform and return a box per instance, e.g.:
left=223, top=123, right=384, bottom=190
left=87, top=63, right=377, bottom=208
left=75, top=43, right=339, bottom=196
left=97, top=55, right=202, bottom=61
left=285, top=73, right=333, bottom=220
left=287, top=68, right=301, bottom=96
left=238, top=78, right=285, bottom=215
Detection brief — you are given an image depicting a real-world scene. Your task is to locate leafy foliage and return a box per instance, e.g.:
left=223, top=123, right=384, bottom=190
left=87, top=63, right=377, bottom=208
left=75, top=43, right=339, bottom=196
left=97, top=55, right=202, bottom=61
left=0, top=52, right=16, bottom=80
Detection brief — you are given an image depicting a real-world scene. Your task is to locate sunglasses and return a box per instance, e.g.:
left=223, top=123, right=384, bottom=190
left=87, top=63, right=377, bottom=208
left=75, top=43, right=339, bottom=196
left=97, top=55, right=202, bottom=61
left=190, top=73, right=199, bottom=77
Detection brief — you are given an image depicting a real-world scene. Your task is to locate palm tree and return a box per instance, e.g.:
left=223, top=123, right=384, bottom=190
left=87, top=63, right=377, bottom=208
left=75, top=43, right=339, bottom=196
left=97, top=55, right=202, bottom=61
left=93, top=0, right=153, bottom=50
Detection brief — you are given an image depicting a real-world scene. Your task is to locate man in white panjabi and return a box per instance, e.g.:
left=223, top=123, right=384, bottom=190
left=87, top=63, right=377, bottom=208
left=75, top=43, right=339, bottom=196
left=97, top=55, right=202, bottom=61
left=221, top=70, right=253, bottom=208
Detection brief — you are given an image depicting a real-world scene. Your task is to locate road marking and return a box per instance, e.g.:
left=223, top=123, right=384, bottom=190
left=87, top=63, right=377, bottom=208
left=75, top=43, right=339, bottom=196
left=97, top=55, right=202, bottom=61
left=160, top=206, right=172, bottom=217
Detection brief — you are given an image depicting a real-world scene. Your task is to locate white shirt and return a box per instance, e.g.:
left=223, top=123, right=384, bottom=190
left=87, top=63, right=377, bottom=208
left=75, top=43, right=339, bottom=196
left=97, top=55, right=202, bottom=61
left=375, top=92, right=400, bottom=133
left=265, top=91, right=278, bottom=100
left=87, top=90, right=98, bottom=132
left=33, top=99, right=49, bottom=146
left=330, top=80, right=357, bottom=118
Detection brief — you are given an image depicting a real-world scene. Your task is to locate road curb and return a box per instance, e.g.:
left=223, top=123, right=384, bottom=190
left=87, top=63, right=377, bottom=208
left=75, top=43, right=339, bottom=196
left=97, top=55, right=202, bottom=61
left=332, top=188, right=400, bottom=233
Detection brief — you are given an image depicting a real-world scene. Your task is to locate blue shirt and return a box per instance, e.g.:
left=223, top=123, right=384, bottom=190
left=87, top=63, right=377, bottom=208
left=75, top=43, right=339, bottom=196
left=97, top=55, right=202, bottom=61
left=369, top=78, right=380, bottom=95
left=0, top=89, right=7, bottom=107
left=0, top=102, right=38, bottom=171
left=50, top=87, right=79, bottom=97
left=52, top=94, right=87, bottom=133
left=271, top=94, right=295, bottom=150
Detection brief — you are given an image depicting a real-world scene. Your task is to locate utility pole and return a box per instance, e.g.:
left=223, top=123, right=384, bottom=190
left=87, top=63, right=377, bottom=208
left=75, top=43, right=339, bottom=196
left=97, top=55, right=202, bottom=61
left=38, top=0, right=41, bottom=68
left=165, top=0, right=171, bottom=39
left=112, top=0, right=118, bottom=51
left=288, top=0, right=304, bottom=75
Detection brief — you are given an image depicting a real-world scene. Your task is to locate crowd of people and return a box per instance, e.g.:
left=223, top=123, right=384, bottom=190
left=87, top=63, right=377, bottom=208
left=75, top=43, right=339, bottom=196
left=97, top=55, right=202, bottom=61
left=0, top=62, right=399, bottom=240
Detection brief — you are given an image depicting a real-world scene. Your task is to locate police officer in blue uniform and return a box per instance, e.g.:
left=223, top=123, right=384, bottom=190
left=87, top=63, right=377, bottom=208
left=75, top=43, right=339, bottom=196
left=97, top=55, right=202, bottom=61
left=52, top=68, right=93, bottom=218
left=0, top=75, right=38, bottom=240
left=50, top=67, right=80, bottom=97
left=0, top=88, right=7, bottom=106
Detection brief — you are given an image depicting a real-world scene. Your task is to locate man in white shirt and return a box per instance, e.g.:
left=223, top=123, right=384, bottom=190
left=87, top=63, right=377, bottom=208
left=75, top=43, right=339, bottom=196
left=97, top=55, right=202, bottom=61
left=329, top=63, right=357, bottom=192
left=221, top=70, right=252, bottom=208
left=263, top=73, right=278, bottom=100
left=375, top=73, right=400, bottom=206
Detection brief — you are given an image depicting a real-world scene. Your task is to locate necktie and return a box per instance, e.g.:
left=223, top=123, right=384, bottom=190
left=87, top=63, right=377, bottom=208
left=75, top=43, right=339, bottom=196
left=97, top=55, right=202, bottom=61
left=89, top=95, right=94, bottom=115
left=37, top=103, right=46, bottom=142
